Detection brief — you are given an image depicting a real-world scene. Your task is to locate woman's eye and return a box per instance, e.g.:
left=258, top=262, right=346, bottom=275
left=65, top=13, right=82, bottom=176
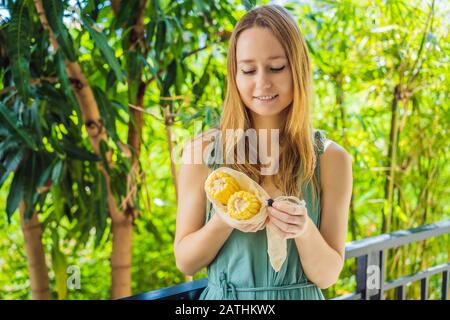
left=270, top=66, right=285, bottom=72
left=241, top=69, right=256, bottom=75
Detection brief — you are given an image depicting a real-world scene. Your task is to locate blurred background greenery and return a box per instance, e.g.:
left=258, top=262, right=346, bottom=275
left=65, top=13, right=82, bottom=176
left=0, top=0, right=448, bottom=299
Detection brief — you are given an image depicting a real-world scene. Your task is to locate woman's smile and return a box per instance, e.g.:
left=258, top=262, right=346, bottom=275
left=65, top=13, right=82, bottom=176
left=253, top=94, right=279, bottom=103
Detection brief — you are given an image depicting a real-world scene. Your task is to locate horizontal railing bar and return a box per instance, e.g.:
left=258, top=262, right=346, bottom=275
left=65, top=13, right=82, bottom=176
left=345, top=220, right=450, bottom=259
left=123, top=219, right=450, bottom=300
left=122, top=278, right=208, bottom=300
left=383, top=263, right=450, bottom=291
left=330, top=292, right=362, bottom=300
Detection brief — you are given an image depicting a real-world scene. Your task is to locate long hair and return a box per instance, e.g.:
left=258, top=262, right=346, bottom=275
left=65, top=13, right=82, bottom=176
left=218, top=5, right=320, bottom=208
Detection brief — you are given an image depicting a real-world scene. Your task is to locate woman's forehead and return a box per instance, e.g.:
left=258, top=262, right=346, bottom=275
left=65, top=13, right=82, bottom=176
left=236, top=27, right=286, bottom=62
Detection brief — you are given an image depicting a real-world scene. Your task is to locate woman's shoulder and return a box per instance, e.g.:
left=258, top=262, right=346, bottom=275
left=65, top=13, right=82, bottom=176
left=319, top=137, right=352, bottom=178
left=313, top=128, right=352, bottom=168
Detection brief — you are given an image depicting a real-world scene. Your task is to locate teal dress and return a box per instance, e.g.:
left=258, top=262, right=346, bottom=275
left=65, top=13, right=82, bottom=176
left=199, top=130, right=328, bottom=300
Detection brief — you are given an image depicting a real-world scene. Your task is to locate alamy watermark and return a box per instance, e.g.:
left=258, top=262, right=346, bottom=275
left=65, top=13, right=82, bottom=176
left=180, top=121, right=280, bottom=175
left=367, top=265, right=381, bottom=290
left=67, top=265, right=81, bottom=290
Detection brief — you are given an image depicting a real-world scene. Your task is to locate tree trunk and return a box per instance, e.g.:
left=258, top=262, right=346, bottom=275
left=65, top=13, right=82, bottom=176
left=34, top=0, right=131, bottom=299
left=20, top=202, right=51, bottom=300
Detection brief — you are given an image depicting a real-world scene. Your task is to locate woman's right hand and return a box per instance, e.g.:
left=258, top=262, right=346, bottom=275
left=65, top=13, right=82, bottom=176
left=216, top=214, right=269, bottom=233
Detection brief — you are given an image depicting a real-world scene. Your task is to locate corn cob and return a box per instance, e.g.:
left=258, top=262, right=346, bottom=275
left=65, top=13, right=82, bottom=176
left=205, top=172, right=240, bottom=205
left=227, top=190, right=261, bottom=220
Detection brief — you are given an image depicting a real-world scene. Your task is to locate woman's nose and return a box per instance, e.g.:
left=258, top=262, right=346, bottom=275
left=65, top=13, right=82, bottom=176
left=256, top=73, right=272, bottom=90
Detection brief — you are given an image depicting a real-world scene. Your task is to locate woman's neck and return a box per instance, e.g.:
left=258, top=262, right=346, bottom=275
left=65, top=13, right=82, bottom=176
left=249, top=110, right=286, bottom=132
left=247, top=110, right=287, bottom=174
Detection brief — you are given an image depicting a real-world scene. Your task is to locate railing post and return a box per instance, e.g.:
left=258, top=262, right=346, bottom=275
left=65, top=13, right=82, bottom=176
left=356, top=255, right=368, bottom=300
left=442, top=270, right=449, bottom=300
left=356, top=250, right=385, bottom=300
left=377, top=250, right=386, bottom=300
left=396, top=285, right=406, bottom=300
left=420, top=277, right=429, bottom=300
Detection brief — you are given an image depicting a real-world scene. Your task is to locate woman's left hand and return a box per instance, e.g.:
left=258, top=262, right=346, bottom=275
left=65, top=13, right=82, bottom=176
left=268, top=200, right=311, bottom=240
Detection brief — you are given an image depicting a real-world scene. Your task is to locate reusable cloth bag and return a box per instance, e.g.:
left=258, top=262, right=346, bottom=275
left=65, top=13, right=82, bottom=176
left=205, top=166, right=306, bottom=272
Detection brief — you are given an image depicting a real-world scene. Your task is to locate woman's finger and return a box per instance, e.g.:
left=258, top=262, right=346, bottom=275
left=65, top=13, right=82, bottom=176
left=268, top=221, right=296, bottom=239
left=269, top=214, right=299, bottom=234
left=272, top=201, right=306, bottom=216
left=268, top=207, right=300, bottom=225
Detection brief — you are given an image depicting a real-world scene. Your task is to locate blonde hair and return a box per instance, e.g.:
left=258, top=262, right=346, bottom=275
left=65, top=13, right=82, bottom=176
left=218, top=5, right=320, bottom=208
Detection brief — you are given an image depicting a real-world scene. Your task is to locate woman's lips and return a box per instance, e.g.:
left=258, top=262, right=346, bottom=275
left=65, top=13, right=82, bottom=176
left=253, top=94, right=279, bottom=103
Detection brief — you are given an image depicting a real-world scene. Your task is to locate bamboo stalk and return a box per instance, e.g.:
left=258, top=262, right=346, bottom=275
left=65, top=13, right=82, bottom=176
left=382, top=84, right=401, bottom=233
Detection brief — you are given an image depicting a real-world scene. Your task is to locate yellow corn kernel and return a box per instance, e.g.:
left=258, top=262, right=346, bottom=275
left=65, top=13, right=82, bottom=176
left=227, top=190, right=261, bottom=220
left=206, top=172, right=240, bottom=205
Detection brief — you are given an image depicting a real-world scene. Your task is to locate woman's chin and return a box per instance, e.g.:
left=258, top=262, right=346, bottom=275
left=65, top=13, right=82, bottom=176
left=248, top=104, right=286, bottom=117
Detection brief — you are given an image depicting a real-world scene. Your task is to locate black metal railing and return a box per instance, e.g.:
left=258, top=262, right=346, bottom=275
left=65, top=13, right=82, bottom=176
left=124, top=219, right=450, bottom=300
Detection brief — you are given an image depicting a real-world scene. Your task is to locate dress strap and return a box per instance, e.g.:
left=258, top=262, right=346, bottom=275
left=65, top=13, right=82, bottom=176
left=313, top=129, right=328, bottom=229
left=204, top=130, right=221, bottom=222
left=314, top=129, right=328, bottom=156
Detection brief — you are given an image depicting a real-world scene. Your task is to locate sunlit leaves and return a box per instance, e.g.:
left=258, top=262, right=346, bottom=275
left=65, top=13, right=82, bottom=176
left=42, top=0, right=77, bottom=61
left=82, top=15, right=124, bottom=82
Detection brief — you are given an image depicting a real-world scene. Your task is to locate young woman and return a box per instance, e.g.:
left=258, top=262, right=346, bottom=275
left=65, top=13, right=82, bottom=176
left=174, top=5, right=353, bottom=300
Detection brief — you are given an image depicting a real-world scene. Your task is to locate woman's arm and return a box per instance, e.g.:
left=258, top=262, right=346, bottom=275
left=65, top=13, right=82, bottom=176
left=295, top=142, right=352, bottom=289
left=268, top=141, right=352, bottom=289
left=174, top=133, right=234, bottom=276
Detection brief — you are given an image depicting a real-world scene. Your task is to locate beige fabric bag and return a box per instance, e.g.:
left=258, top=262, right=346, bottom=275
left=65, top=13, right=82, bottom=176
left=205, top=166, right=306, bottom=272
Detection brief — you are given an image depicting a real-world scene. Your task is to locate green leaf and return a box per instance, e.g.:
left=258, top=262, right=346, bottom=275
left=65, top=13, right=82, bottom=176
left=242, top=0, right=256, bottom=11
left=0, top=148, right=26, bottom=187
left=127, top=50, right=142, bottom=87
left=42, top=0, right=77, bottom=61
left=55, top=50, right=80, bottom=113
left=146, top=19, right=157, bottom=44
left=99, top=140, right=110, bottom=173
left=155, top=18, right=166, bottom=58
left=82, top=15, right=124, bottom=82
left=92, top=86, right=118, bottom=141
left=139, top=54, right=162, bottom=88
left=51, top=240, right=68, bottom=300
left=51, top=159, right=64, bottom=185
left=0, top=102, right=38, bottom=150
left=60, top=139, right=100, bottom=162
left=95, top=172, right=108, bottom=247
left=162, top=60, right=176, bottom=97
left=145, top=219, right=163, bottom=243
left=0, top=136, right=20, bottom=162
left=113, top=0, right=138, bottom=27
left=6, top=169, right=25, bottom=223
left=37, top=159, right=55, bottom=189
left=193, top=55, right=212, bottom=103
left=5, top=1, right=31, bottom=101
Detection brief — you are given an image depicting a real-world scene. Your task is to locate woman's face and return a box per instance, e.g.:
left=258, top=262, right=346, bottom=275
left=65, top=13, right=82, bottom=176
left=235, top=27, right=293, bottom=117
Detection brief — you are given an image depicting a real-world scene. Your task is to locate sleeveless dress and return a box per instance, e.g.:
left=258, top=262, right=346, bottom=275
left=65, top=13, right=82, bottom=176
left=199, top=130, right=328, bottom=300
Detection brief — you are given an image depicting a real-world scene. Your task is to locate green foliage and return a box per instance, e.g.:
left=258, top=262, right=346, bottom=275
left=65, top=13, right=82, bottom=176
left=42, top=0, right=77, bottom=61
left=81, top=15, right=124, bottom=83
left=5, top=1, right=31, bottom=101
left=0, top=0, right=448, bottom=300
